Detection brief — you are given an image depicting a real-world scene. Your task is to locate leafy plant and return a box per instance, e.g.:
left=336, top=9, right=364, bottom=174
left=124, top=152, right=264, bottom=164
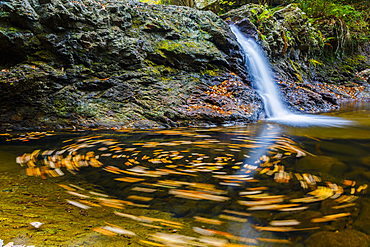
left=218, top=0, right=236, bottom=15
left=250, top=5, right=274, bottom=28
left=309, top=58, right=323, bottom=68
left=295, top=0, right=370, bottom=52
left=289, top=59, right=305, bottom=83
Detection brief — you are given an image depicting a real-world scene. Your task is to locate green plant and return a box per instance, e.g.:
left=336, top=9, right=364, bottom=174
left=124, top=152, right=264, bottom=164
left=289, top=58, right=304, bottom=83
left=309, top=58, right=323, bottom=69
left=257, top=30, right=267, bottom=41
left=218, top=0, right=236, bottom=15
left=138, top=0, right=162, bottom=4
left=250, top=5, right=274, bottom=28
left=295, top=0, right=370, bottom=53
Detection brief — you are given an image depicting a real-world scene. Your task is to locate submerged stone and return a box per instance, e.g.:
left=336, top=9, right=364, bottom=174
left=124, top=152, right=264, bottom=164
left=354, top=198, right=370, bottom=235
left=295, top=156, right=347, bottom=177
left=305, top=229, right=370, bottom=247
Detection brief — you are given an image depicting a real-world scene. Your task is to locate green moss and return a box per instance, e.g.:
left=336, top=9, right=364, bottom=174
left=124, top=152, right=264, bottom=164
left=344, top=55, right=367, bottom=67
left=155, top=39, right=218, bottom=56
left=204, top=69, right=220, bottom=76
left=33, top=51, right=56, bottom=61
left=0, top=26, right=22, bottom=33
left=76, top=103, right=98, bottom=118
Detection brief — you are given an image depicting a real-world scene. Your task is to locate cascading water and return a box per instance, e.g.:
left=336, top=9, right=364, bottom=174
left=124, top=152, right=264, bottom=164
left=230, top=25, right=351, bottom=127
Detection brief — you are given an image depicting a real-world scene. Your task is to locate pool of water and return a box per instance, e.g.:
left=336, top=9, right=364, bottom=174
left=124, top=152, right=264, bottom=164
left=1, top=102, right=370, bottom=247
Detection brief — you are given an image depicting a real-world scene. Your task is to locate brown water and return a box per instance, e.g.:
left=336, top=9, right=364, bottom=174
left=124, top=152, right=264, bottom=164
left=1, top=102, right=370, bottom=247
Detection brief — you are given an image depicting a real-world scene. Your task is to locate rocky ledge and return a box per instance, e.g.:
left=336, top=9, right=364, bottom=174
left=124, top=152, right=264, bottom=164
left=0, top=0, right=264, bottom=130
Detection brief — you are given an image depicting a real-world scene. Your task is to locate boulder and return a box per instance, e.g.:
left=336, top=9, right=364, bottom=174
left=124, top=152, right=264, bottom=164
left=195, top=0, right=220, bottom=13
left=0, top=0, right=263, bottom=130
left=354, top=198, right=370, bottom=235
left=234, top=18, right=258, bottom=40
left=361, top=156, right=370, bottom=168
left=359, top=69, right=370, bottom=78
left=295, top=156, right=347, bottom=177
left=305, top=229, right=370, bottom=247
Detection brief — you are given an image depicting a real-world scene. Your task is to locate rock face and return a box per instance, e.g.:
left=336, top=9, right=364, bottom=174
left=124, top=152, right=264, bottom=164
left=0, top=0, right=264, bottom=130
left=222, top=4, right=370, bottom=113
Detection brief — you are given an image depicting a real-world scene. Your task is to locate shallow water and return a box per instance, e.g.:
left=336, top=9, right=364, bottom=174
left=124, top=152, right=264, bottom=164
left=1, top=103, right=370, bottom=246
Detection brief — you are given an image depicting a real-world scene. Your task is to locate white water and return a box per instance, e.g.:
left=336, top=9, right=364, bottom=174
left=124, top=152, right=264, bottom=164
left=230, top=25, right=351, bottom=127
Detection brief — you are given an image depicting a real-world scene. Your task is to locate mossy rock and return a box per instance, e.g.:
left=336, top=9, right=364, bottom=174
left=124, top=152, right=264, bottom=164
left=354, top=198, right=370, bottom=235
left=305, top=229, right=370, bottom=247
left=361, top=156, right=370, bottom=168
left=295, top=156, right=347, bottom=177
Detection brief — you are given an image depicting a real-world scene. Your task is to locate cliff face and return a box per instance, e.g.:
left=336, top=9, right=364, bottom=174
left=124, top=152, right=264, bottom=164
left=223, top=4, right=370, bottom=113
left=0, top=0, right=263, bottom=130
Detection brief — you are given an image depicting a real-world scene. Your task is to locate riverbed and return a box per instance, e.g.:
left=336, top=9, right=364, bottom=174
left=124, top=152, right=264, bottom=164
left=1, top=102, right=370, bottom=247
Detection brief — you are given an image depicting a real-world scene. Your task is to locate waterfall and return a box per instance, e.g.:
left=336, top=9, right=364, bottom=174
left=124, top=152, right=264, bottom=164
left=230, top=25, right=351, bottom=127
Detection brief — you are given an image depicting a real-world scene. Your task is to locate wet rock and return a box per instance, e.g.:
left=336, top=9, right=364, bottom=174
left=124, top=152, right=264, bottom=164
left=305, top=229, right=370, bottom=247
left=170, top=205, right=191, bottom=217
left=295, top=156, right=347, bottom=177
left=195, top=0, right=220, bottom=13
left=346, top=168, right=370, bottom=182
left=354, top=198, right=370, bottom=235
left=361, top=156, right=370, bottom=168
left=296, top=210, right=323, bottom=228
left=234, top=18, right=258, bottom=40
left=0, top=0, right=263, bottom=130
left=359, top=69, right=370, bottom=79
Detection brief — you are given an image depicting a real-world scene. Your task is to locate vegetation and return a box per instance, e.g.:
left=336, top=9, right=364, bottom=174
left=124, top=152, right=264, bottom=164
left=219, top=0, right=236, bottom=15
left=295, top=0, right=370, bottom=53
left=137, top=0, right=369, bottom=56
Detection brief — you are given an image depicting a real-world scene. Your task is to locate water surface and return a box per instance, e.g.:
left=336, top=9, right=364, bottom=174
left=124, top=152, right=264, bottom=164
left=1, top=103, right=370, bottom=246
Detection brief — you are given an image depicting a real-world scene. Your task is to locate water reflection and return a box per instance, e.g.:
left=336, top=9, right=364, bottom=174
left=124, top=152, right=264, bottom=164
left=239, top=124, right=282, bottom=177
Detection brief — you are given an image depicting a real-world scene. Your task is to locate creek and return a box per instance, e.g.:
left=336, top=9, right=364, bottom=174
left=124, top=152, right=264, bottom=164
left=0, top=102, right=370, bottom=246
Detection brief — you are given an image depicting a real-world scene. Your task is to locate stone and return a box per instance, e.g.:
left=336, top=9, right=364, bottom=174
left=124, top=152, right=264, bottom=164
left=361, top=156, right=370, bottom=168
left=359, top=69, right=370, bottom=78
left=0, top=0, right=369, bottom=130
left=195, top=0, right=220, bottom=13
left=354, top=198, right=370, bottom=235
left=0, top=0, right=263, bottom=130
left=235, top=18, right=258, bottom=40
left=305, top=229, right=370, bottom=247
left=295, top=156, right=347, bottom=177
